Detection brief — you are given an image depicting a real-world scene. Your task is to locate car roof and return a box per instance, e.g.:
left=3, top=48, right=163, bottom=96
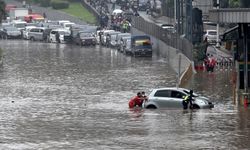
left=103, top=30, right=115, bottom=33
left=30, top=27, right=45, bottom=29
left=131, top=35, right=150, bottom=39
left=25, top=26, right=37, bottom=29
left=118, top=33, right=131, bottom=36
left=109, top=31, right=121, bottom=35
left=206, top=30, right=217, bottom=32
left=153, top=87, right=189, bottom=92
left=51, top=28, right=69, bottom=31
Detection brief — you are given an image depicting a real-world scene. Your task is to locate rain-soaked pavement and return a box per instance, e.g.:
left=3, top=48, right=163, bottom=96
left=0, top=40, right=249, bottom=150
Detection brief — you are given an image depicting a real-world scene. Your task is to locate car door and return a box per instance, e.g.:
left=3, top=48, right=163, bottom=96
left=29, top=28, right=38, bottom=40
left=38, top=29, right=44, bottom=40
left=50, top=30, right=56, bottom=43
left=153, top=90, right=172, bottom=108
left=170, top=90, right=186, bottom=108
left=74, top=33, right=80, bottom=45
left=33, top=28, right=40, bottom=40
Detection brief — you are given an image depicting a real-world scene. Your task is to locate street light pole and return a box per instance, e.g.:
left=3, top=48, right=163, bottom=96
left=216, top=0, right=220, bottom=48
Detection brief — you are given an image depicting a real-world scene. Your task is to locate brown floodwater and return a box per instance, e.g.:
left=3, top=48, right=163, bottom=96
left=0, top=40, right=249, bottom=150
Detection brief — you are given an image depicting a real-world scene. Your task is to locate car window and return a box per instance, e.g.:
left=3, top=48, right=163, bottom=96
left=30, top=28, right=39, bottom=32
left=208, top=31, right=217, bottom=35
left=171, top=91, right=185, bottom=98
left=154, top=90, right=171, bottom=97
left=51, top=31, right=57, bottom=34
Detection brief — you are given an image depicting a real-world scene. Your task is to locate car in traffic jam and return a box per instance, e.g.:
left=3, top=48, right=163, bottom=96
left=0, top=4, right=153, bottom=59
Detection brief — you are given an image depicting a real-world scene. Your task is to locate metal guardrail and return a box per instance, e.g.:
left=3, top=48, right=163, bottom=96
left=132, top=16, right=193, bottom=60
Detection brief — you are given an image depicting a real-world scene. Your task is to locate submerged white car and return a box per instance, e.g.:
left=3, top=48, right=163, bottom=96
left=144, top=87, right=214, bottom=109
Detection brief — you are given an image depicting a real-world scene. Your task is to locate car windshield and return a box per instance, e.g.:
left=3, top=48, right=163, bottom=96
left=65, top=24, right=74, bottom=27
left=134, top=39, right=151, bottom=46
left=15, top=23, right=26, bottom=28
left=59, top=31, right=70, bottom=35
left=208, top=31, right=217, bottom=35
left=80, top=32, right=93, bottom=38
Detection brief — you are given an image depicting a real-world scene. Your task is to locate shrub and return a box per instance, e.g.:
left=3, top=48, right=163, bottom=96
left=51, top=0, right=69, bottom=9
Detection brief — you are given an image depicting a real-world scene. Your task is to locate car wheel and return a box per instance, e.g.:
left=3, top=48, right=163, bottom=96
left=192, top=104, right=200, bottom=109
left=146, top=105, right=157, bottom=109
left=30, top=37, right=35, bottom=41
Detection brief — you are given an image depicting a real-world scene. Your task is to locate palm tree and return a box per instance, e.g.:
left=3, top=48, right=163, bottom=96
left=0, top=0, right=6, bottom=23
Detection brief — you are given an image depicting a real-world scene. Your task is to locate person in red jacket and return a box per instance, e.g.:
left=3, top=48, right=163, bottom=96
left=128, top=92, right=143, bottom=108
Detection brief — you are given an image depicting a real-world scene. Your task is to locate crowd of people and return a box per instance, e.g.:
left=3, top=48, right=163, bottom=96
left=87, top=0, right=136, bottom=33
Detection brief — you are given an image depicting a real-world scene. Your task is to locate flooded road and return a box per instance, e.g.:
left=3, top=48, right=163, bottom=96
left=0, top=40, right=249, bottom=150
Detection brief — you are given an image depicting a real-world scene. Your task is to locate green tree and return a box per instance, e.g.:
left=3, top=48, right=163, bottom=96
left=0, top=0, right=6, bottom=23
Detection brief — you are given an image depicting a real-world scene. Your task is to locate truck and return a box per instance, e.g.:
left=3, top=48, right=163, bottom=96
left=130, top=35, right=153, bottom=57
left=9, top=8, right=29, bottom=20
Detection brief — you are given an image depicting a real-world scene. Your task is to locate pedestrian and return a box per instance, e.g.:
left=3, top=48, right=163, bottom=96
left=141, top=91, right=148, bottom=102
left=56, top=32, right=60, bottom=43
left=98, top=31, right=103, bottom=45
left=43, top=12, right=47, bottom=19
left=106, top=34, right=111, bottom=47
left=189, top=90, right=194, bottom=109
left=182, top=90, right=194, bottom=109
left=128, top=92, right=143, bottom=108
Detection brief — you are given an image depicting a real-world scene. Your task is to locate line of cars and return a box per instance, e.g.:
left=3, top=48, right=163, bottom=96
left=0, top=19, right=153, bottom=57
left=0, top=19, right=98, bottom=46
left=98, top=29, right=153, bottom=57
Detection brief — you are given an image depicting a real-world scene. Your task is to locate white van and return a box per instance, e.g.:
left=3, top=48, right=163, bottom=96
left=49, top=28, right=71, bottom=43
left=62, top=22, right=75, bottom=30
left=28, top=27, right=45, bottom=41
left=22, top=26, right=37, bottom=39
left=57, top=20, right=70, bottom=26
left=11, top=20, right=26, bottom=31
